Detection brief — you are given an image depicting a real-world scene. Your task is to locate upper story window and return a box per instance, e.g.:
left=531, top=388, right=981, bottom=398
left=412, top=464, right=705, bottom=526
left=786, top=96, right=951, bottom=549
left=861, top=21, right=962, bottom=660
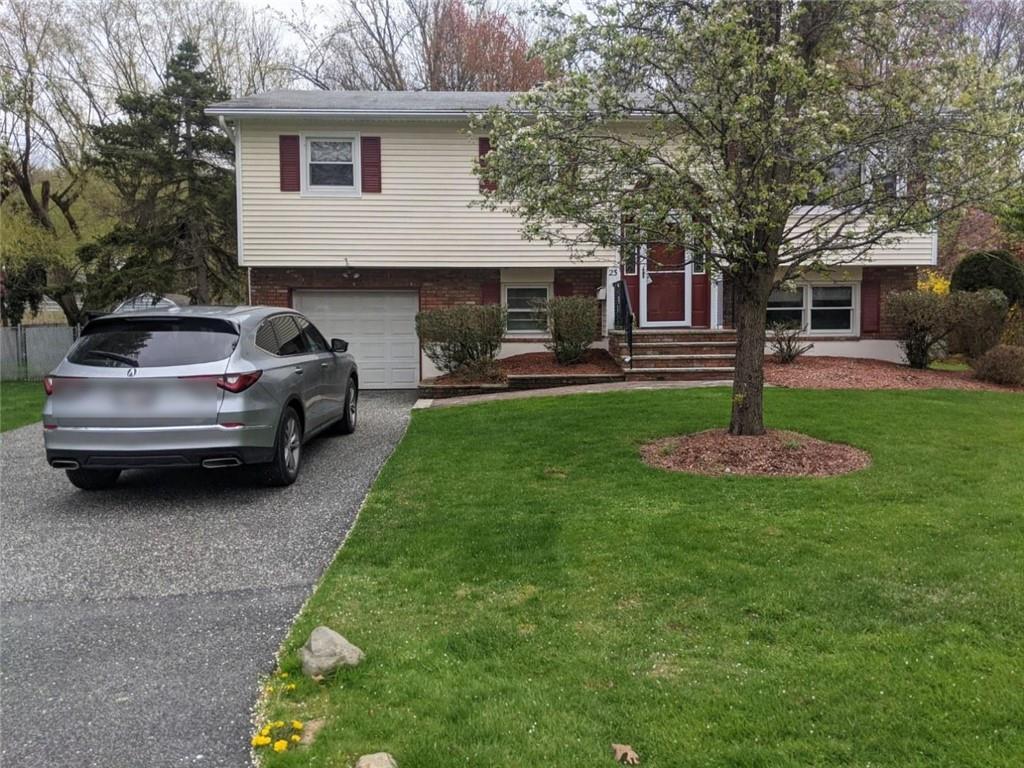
left=304, top=136, right=360, bottom=195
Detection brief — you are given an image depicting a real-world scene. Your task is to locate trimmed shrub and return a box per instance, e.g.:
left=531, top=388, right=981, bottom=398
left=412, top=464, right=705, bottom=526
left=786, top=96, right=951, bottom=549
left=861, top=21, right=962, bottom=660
left=886, top=290, right=956, bottom=369
left=948, top=288, right=1009, bottom=359
left=1002, top=304, right=1024, bottom=347
left=416, top=304, right=506, bottom=374
left=768, top=322, right=813, bottom=364
left=544, top=296, right=600, bottom=364
left=950, top=250, right=1024, bottom=306
left=973, top=344, right=1024, bottom=387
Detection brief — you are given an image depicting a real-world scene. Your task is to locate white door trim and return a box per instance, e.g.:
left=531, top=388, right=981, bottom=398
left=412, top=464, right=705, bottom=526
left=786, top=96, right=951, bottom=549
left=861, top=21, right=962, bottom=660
left=639, top=245, right=693, bottom=327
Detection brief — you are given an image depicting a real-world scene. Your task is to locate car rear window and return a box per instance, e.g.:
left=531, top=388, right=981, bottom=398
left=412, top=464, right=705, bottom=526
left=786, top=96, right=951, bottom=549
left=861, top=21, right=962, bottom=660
left=68, top=317, right=239, bottom=368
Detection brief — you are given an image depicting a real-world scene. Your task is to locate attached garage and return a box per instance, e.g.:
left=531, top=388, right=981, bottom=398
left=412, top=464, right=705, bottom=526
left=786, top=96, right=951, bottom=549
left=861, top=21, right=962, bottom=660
left=292, top=290, right=419, bottom=389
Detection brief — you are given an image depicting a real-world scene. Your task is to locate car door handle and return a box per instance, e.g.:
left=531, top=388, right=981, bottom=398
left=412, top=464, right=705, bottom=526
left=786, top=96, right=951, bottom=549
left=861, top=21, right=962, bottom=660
left=293, top=367, right=304, bottom=375
left=320, top=362, right=330, bottom=369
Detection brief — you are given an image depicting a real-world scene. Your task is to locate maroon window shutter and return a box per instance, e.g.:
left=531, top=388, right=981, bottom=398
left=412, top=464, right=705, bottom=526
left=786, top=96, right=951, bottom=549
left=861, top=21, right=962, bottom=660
left=478, top=137, right=496, bottom=192
left=861, top=279, right=881, bottom=333
left=554, top=281, right=573, bottom=298
left=279, top=135, right=300, bottom=192
left=361, top=136, right=381, bottom=193
left=481, top=280, right=501, bottom=305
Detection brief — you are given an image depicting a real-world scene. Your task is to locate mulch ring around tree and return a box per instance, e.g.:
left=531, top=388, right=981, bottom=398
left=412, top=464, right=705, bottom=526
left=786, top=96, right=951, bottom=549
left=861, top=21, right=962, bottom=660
left=640, top=429, right=872, bottom=478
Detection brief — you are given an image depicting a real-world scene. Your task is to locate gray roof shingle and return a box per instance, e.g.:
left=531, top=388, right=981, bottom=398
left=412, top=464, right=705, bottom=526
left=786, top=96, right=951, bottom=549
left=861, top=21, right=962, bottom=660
left=206, top=90, right=522, bottom=117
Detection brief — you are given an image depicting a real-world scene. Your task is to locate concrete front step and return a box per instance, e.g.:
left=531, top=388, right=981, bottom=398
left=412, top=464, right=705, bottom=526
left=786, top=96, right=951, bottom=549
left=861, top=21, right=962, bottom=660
left=626, top=343, right=737, bottom=355
left=626, top=354, right=736, bottom=369
left=625, top=367, right=735, bottom=382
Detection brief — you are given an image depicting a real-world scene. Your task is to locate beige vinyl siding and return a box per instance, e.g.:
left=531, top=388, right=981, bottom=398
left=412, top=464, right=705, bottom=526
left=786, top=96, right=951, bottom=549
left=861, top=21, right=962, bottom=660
left=238, top=119, right=610, bottom=268
left=786, top=208, right=937, bottom=266
left=237, top=119, right=936, bottom=269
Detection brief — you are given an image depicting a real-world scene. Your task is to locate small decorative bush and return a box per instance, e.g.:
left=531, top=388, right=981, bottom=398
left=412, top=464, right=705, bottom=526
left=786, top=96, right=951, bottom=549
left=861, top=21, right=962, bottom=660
left=950, top=250, right=1024, bottom=306
left=1002, top=304, right=1024, bottom=347
left=973, top=344, right=1024, bottom=387
left=768, top=322, right=813, bottom=364
left=886, top=290, right=956, bottom=369
left=544, top=296, right=600, bottom=364
left=947, top=289, right=1009, bottom=359
left=917, top=269, right=951, bottom=295
left=416, top=304, right=506, bottom=374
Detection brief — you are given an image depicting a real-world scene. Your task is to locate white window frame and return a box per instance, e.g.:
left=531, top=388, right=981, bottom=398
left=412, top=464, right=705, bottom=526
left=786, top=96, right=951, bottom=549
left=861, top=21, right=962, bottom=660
left=503, top=284, right=552, bottom=335
left=301, top=132, right=361, bottom=197
left=766, top=282, right=860, bottom=336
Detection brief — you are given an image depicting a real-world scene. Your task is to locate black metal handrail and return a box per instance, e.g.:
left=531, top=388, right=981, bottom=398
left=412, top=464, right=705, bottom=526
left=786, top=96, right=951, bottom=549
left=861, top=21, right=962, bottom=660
left=614, top=280, right=634, bottom=369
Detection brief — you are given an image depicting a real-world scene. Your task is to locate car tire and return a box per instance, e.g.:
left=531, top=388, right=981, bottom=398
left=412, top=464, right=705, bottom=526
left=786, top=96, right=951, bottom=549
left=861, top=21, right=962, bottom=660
left=336, top=378, right=358, bottom=435
left=264, top=406, right=303, bottom=487
left=66, top=468, right=121, bottom=491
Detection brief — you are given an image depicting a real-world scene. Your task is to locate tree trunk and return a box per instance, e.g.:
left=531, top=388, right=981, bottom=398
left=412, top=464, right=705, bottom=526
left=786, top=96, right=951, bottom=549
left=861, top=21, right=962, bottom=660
left=728, top=269, right=774, bottom=436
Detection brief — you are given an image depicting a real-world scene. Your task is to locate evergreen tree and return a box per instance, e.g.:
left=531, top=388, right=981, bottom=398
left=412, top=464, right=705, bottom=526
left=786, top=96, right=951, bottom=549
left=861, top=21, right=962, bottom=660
left=89, top=39, right=239, bottom=305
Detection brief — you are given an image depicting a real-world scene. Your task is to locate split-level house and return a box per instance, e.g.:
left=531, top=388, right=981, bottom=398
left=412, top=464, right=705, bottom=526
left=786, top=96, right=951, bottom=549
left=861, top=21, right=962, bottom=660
left=206, top=91, right=937, bottom=389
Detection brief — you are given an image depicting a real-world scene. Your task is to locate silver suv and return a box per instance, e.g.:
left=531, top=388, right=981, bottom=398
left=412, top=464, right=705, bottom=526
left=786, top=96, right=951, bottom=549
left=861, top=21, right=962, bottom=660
left=43, top=306, right=358, bottom=490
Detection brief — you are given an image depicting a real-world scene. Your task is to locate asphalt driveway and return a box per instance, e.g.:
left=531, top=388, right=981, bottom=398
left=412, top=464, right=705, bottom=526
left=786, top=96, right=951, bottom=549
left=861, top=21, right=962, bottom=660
left=0, top=392, right=416, bottom=768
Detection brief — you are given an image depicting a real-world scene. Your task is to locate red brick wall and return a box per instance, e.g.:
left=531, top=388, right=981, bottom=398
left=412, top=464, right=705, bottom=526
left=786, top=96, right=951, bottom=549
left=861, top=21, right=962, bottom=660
left=864, top=265, right=918, bottom=339
left=553, top=268, right=604, bottom=297
left=250, top=266, right=605, bottom=311
left=249, top=267, right=501, bottom=311
left=721, top=265, right=918, bottom=339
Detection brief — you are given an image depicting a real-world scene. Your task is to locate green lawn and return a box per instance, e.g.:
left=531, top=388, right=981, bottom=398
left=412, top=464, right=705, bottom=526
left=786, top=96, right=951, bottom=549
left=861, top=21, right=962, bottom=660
left=1, top=381, right=44, bottom=432
left=261, top=388, right=1023, bottom=767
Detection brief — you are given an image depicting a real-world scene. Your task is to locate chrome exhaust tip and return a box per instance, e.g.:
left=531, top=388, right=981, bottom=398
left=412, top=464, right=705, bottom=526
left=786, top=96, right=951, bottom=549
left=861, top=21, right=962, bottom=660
left=51, top=459, right=80, bottom=470
left=202, top=457, right=242, bottom=469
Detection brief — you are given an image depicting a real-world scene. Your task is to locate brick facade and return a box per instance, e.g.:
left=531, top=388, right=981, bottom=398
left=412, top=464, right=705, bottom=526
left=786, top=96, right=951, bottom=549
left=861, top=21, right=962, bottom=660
left=721, top=265, right=918, bottom=340
left=249, top=266, right=604, bottom=311
left=861, top=265, right=918, bottom=339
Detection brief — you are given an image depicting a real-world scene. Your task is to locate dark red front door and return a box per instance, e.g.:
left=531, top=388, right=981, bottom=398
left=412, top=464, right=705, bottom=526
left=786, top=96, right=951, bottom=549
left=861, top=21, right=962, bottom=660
left=645, top=244, right=686, bottom=323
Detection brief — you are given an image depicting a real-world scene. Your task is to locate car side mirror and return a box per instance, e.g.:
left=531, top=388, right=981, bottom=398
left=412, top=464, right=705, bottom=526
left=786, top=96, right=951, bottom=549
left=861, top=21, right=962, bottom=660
left=331, top=338, right=349, bottom=353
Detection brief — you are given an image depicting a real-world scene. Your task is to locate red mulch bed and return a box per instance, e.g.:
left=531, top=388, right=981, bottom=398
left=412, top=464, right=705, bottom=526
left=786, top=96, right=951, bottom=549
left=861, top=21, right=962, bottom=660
left=435, top=349, right=620, bottom=384
left=641, top=429, right=872, bottom=478
left=764, top=356, right=1023, bottom=393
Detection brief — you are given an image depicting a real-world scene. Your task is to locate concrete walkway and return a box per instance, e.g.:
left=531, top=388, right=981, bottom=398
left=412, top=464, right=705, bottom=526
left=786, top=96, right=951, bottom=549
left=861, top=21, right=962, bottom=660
left=415, top=379, right=732, bottom=409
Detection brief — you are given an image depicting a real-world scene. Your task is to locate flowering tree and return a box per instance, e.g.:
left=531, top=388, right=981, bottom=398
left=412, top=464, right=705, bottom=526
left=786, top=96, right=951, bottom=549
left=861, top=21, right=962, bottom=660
left=476, top=0, right=1023, bottom=435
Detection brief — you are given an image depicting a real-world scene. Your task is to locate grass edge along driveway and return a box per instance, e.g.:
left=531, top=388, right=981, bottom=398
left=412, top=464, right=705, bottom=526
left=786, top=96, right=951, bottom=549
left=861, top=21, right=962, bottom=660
left=258, top=387, right=1022, bottom=767
left=1, top=381, right=43, bottom=433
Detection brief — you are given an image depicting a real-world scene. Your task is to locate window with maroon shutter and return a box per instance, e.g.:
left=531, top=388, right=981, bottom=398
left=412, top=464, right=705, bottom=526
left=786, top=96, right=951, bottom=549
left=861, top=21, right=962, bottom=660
left=478, top=137, right=496, bottom=192
left=480, top=281, right=501, bottom=304
left=279, top=135, right=300, bottom=192
left=861, top=279, right=881, bottom=333
left=361, top=136, right=381, bottom=193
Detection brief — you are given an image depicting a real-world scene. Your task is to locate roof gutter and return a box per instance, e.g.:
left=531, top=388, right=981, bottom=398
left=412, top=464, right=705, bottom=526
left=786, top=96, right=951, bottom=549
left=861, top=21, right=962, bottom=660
left=203, top=108, right=526, bottom=119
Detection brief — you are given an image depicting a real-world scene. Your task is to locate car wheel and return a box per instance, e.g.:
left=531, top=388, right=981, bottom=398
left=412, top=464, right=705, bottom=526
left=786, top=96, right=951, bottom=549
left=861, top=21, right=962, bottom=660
left=66, top=468, right=121, bottom=491
left=336, top=378, right=358, bottom=435
left=264, top=406, right=303, bottom=487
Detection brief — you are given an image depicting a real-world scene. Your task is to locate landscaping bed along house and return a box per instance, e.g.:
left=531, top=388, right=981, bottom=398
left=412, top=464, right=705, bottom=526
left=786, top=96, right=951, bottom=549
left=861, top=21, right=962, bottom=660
left=420, top=350, right=624, bottom=397
left=250, top=387, right=1023, bottom=768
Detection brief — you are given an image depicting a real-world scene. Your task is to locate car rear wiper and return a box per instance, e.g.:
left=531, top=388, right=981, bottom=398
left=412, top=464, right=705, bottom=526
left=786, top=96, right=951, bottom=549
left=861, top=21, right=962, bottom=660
left=86, top=350, right=139, bottom=367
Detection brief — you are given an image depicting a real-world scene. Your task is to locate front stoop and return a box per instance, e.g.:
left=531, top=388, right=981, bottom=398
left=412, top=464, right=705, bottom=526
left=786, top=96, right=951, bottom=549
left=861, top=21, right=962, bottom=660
left=609, top=329, right=737, bottom=382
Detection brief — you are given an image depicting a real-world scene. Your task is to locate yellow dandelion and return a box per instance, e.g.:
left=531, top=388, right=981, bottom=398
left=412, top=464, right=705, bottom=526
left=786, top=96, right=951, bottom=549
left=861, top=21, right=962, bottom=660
left=291, top=720, right=303, bottom=731
left=279, top=671, right=289, bottom=678
left=251, top=735, right=272, bottom=747
left=286, top=683, right=297, bottom=690
left=273, top=739, right=289, bottom=752
left=290, top=734, right=301, bottom=742
left=266, top=686, right=274, bottom=693
left=273, top=720, right=285, bottom=729
left=260, top=725, right=271, bottom=737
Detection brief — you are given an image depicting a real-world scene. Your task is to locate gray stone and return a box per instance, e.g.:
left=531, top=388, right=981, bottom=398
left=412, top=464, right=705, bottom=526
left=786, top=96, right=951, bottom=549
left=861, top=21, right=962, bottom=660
left=355, top=753, right=398, bottom=768
left=299, top=625, right=365, bottom=677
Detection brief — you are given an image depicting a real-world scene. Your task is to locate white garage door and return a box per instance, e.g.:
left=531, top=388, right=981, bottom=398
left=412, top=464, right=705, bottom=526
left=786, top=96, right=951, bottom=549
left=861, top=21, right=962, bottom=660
left=293, top=290, right=419, bottom=389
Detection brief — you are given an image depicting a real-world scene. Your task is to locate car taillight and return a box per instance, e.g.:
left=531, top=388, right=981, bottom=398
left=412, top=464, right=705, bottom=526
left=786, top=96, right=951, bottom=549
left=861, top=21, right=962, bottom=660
left=43, top=377, right=54, bottom=396
left=218, top=370, right=262, bottom=393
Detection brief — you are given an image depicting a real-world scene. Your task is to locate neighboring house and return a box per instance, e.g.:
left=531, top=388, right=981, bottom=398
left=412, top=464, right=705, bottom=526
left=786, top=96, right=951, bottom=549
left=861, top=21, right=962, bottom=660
left=206, top=90, right=936, bottom=389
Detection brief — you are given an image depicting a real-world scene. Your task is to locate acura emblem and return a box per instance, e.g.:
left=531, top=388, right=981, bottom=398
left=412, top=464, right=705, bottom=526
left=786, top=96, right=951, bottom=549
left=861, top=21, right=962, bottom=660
left=127, top=368, right=137, bottom=377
